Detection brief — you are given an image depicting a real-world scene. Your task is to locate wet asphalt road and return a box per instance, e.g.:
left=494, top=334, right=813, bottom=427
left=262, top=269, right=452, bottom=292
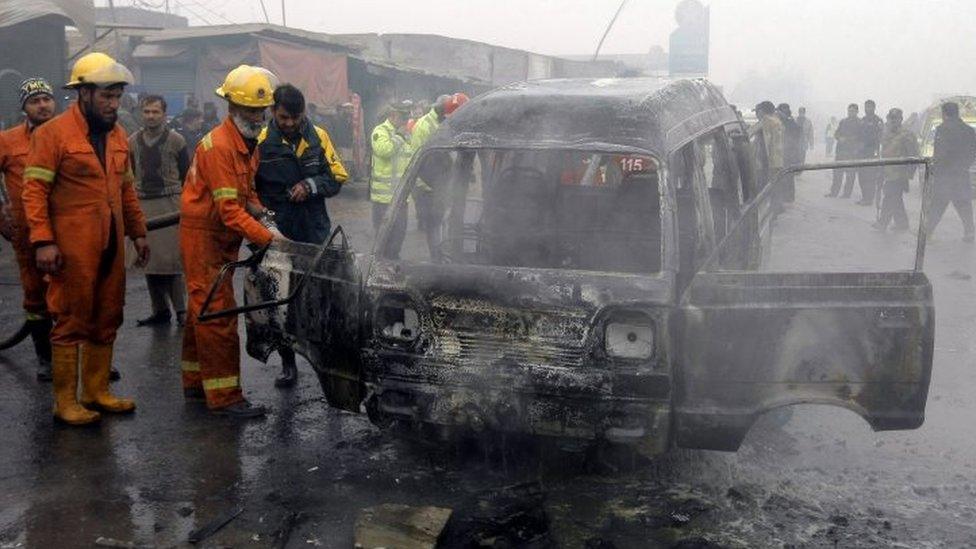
left=1, top=166, right=975, bottom=548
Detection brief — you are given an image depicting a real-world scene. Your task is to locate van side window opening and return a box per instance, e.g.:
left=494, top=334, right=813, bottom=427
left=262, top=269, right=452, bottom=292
left=386, top=148, right=664, bottom=274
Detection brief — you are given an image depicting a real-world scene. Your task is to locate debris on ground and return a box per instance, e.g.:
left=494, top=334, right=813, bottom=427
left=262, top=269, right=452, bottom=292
left=93, top=537, right=151, bottom=549
left=353, top=504, right=453, bottom=549
left=272, top=511, right=303, bottom=549
left=187, top=505, right=244, bottom=544
left=439, top=482, right=552, bottom=547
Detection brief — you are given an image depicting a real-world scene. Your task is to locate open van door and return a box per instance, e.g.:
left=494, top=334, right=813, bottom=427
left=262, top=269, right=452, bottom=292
left=673, top=158, right=935, bottom=451
left=203, top=228, right=366, bottom=413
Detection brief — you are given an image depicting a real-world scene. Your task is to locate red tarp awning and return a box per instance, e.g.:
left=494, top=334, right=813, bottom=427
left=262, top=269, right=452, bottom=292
left=258, top=39, right=348, bottom=108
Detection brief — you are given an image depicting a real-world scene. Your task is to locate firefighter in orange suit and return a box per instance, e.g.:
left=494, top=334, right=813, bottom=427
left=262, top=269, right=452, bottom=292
left=0, top=78, right=57, bottom=381
left=180, top=65, right=285, bottom=418
left=21, top=53, right=150, bottom=426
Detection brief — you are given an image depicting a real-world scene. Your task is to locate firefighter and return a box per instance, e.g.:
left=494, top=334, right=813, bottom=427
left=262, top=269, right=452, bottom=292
left=0, top=78, right=57, bottom=381
left=179, top=65, right=286, bottom=418
left=21, top=53, right=149, bottom=426
left=255, top=83, right=348, bottom=388
left=369, top=101, right=413, bottom=256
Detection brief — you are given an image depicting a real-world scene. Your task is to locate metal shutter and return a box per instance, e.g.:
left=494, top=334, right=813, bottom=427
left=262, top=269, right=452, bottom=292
left=140, top=63, right=196, bottom=95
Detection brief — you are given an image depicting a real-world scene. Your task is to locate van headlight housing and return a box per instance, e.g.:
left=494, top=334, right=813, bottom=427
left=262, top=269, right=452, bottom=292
left=605, top=315, right=654, bottom=360
left=376, top=296, right=420, bottom=344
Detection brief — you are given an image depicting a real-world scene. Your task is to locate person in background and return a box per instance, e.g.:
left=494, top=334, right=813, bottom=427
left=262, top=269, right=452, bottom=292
left=749, top=101, right=784, bottom=190
left=797, top=106, right=814, bottom=163
left=176, top=107, right=206, bottom=156
left=410, top=93, right=469, bottom=257
left=827, top=104, right=860, bottom=198
left=0, top=77, right=58, bottom=381
left=904, top=112, right=922, bottom=137
left=255, top=83, right=347, bottom=388
left=856, top=99, right=884, bottom=206
left=306, top=102, right=327, bottom=128
left=368, top=101, right=413, bottom=256
left=777, top=103, right=802, bottom=203
left=825, top=116, right=838, bottom=156
left=332, top=102, right=355, bottom=150
left=129, top=94, right=190, bottom=327
left=202, top=101, right=219, bottom=132
left=926, top=101, right=976, bottom=242
left=873, top=108, right=919, bottom=232
left=185, top=93, right=200, bottom=112
left=117, top=93, right=141, bottom=135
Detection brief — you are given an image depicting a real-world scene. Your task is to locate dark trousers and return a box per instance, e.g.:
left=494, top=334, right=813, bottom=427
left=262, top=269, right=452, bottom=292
left=372, top=202, right=408, bottom=258
left=857, top=164, right=882, bottom=202
left=414, top=190, right=445, bottom=260
left=780, top=173, right=796, bottom=203
left=877, top=180, right=910, bottom=230
left=830, top=168, right=857, bottom=197
left=927, top=195, right=975, bottom=237
left=146, top=274, right=185, bottom=316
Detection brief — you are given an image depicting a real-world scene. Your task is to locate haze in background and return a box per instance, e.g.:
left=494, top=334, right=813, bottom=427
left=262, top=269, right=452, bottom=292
left=171, top=0, right=976, bottom=112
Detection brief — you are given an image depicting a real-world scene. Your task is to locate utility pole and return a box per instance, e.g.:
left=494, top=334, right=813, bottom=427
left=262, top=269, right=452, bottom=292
left=593, top=0, right=627, bottom=62
left=281, top=0, right=286, bottom=26
left=258, top=0, right=271, bottom=24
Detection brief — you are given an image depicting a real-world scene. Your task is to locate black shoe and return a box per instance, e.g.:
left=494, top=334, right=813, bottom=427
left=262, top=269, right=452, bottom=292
left=175, top=311, right=186, bottom=327
left=109, top=368, right=121, bottom=382
left=137, top=312, right=171, bottom=327
left=212, top=400, right=267, bottom=419
left=36, top=359, right=52, bottom=382
left=183, top=387, right=206, bottom=400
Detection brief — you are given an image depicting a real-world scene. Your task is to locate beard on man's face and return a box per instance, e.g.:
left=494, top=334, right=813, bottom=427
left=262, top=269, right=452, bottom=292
left=83, top=99, right=117, bottom=133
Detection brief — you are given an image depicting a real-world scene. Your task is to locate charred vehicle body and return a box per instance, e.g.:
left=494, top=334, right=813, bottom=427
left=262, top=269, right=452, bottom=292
left=206, top=78, right=935, bottom=455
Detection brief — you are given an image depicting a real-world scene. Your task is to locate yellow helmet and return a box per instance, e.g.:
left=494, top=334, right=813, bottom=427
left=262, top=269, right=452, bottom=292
left=65, top=52, right=134, bottom=89
left=215, top=65, right=278, bottom=108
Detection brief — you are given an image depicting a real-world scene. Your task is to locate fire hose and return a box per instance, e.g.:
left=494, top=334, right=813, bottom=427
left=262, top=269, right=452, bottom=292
left=0, top=211, right=181, bottom=351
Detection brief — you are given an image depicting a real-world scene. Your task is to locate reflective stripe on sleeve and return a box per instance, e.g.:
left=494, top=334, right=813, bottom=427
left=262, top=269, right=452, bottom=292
left=203, top=376, right=240, bottom=391
left=212, top=187, right=239, bottom=201
left=181, top=360, right=201, bottom=372
left=24, top=166, right=55, bottom=183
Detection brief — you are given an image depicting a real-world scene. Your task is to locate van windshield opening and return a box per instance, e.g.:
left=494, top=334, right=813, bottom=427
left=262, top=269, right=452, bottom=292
left=380, top=148, right=664, bottom=274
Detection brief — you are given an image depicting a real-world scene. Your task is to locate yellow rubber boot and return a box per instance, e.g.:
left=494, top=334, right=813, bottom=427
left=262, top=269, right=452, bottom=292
left=52, top=344, right=101, bottom=425
left=80, top=343, right=135, bottom=413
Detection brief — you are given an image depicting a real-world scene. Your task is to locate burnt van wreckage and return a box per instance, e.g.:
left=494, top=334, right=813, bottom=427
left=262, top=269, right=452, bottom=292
left=200, top=78, right=935, bottom=456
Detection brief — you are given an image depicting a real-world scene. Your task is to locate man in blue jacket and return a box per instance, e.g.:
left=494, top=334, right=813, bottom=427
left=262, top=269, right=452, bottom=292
left=256, top=84, right=348, bottom=387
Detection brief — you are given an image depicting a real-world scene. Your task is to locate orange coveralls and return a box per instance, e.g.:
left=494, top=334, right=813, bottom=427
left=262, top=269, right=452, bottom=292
left=21, top=102, right=146, bottom=346
left=180, top=116, right=272, bottom=409
left=0, top=122, right=48, bottom=317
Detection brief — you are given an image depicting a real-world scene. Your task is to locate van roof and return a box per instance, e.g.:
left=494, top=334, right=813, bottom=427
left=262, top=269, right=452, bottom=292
left=425, top=77, right=739, bottom=156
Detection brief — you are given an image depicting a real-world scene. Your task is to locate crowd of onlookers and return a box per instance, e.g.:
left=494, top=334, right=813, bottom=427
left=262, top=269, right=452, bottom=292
left=743, top=99, right=974, bottom=242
